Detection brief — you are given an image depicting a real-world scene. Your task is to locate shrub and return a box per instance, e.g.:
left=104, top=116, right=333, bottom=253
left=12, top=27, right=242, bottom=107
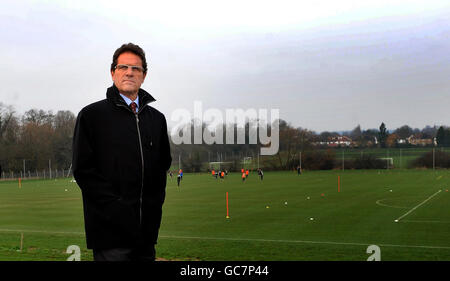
left=411, top=151, right=450, bottom=168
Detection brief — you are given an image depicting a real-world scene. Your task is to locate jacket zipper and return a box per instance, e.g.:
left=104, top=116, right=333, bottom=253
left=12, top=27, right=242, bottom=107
left=117, top=102, right=148, bottom=227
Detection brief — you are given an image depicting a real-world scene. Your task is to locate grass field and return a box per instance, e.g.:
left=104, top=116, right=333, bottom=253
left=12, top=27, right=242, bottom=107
left=0, top=169, right=449, bottom=261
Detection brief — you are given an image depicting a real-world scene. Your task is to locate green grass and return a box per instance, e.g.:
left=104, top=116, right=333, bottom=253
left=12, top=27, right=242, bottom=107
left=0, top=169, right=450, bottom=261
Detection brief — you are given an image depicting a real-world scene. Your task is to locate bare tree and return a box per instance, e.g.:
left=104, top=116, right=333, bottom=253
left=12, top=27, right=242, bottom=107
left=0, top=103, right=16, bottom=140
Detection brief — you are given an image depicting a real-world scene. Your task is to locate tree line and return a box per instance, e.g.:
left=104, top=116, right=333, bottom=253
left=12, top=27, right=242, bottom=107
left=1, top=102, right=449, bottom=174
left=0, top=103, right=75, bottom=173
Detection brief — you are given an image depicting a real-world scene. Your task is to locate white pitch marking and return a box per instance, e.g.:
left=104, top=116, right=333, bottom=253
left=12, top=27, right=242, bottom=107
left=0, top=228, right=84, bottom=235
left=375, top=199, right=408, bottom=209
left=159, top=235, right=450, bottom=250
left=402, top=220, right=450, bottom=224
left=0, top=228, right=449, bottom=250
left=395, top=190, right=442, bottom=222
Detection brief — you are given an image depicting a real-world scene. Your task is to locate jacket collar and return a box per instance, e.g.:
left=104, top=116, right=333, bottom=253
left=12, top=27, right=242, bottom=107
left=106, top=84, right=156, bottom=107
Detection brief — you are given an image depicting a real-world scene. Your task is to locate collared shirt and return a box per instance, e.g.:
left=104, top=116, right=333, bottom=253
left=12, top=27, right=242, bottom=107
left=119, top=93, right=139, bottom=112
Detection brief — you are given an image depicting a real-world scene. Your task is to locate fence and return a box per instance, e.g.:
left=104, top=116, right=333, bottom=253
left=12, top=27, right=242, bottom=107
left=0, top=169, right=73, bottom=181
left=336, top=147, right=450, bottom=169
left=1, top=147, right=449, bottom=177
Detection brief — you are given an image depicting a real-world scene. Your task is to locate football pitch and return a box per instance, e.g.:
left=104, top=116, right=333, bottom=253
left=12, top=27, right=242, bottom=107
left=0, top=169, right=449, bottom=261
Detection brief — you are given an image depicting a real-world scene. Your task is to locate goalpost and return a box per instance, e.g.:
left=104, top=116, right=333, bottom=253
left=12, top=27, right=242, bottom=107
left=209, top=161, right=233, bottom=171
left=378, top=157, right=394, bottom=169
left=242, top=157, right=252, bottom=170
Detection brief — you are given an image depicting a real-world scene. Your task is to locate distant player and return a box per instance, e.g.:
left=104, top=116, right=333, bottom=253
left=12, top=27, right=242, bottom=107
left=212, top=169, right=216, bottom=179
left=258, top=168, right=263, bottom=181
left=221, top=171, right=225, bottom=179
left=297, top=166, right=302, bottom=175
left=179, top=169, right=183, bottom=180
left=245, top=170, right=249, bottom=178
left=177, top=173, right=181, bottom=187
left=242, top=172, right=246, bottom=182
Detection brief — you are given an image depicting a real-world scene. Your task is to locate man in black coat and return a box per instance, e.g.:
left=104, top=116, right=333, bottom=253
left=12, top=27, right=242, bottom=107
left=72, top=43, right=172, bottom=261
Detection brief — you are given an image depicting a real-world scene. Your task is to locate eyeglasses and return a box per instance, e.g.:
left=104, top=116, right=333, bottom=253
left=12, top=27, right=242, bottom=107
left=115, top=64, right=145, bottom=73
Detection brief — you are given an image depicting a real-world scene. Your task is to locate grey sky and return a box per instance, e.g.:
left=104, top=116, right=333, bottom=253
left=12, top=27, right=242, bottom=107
left=1, top=0, right=450, bottom=133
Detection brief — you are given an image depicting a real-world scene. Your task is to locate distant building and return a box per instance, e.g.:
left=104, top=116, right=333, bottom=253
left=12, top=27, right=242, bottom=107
left=362, top=140, right=371, bottom=147
left=316, top=136, right=353, bottom=147
left=406, top=135, right=433, bottom=146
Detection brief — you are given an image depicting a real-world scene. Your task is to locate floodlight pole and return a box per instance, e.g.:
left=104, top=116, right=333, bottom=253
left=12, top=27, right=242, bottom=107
left=66, top=163, right=72, bottom=178
left=299, top=151, right=302, bottom=170
left=257, top=152, right=260, bottom=169
left=387, top=149, right=389, bottom=170
left=433, top=148, right=435, bottom=170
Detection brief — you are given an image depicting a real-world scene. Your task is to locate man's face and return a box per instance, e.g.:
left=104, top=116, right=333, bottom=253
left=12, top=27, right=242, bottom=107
left=111, top=52, right=146, bottom=97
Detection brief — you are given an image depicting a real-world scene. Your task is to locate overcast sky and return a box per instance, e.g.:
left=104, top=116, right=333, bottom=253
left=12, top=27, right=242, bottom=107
left=1, top=0, right=450, bottom=133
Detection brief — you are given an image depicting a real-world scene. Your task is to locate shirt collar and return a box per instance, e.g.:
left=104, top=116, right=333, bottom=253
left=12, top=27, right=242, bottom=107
left=119, top=93, right=139, bottom=110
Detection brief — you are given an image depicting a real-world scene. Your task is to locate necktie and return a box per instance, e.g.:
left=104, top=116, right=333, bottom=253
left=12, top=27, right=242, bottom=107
left=130, top=102, right=137, bottom=114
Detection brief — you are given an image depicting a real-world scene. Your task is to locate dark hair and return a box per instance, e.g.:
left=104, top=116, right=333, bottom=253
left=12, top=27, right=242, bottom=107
left=111, top=43, right=148, bottom=74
